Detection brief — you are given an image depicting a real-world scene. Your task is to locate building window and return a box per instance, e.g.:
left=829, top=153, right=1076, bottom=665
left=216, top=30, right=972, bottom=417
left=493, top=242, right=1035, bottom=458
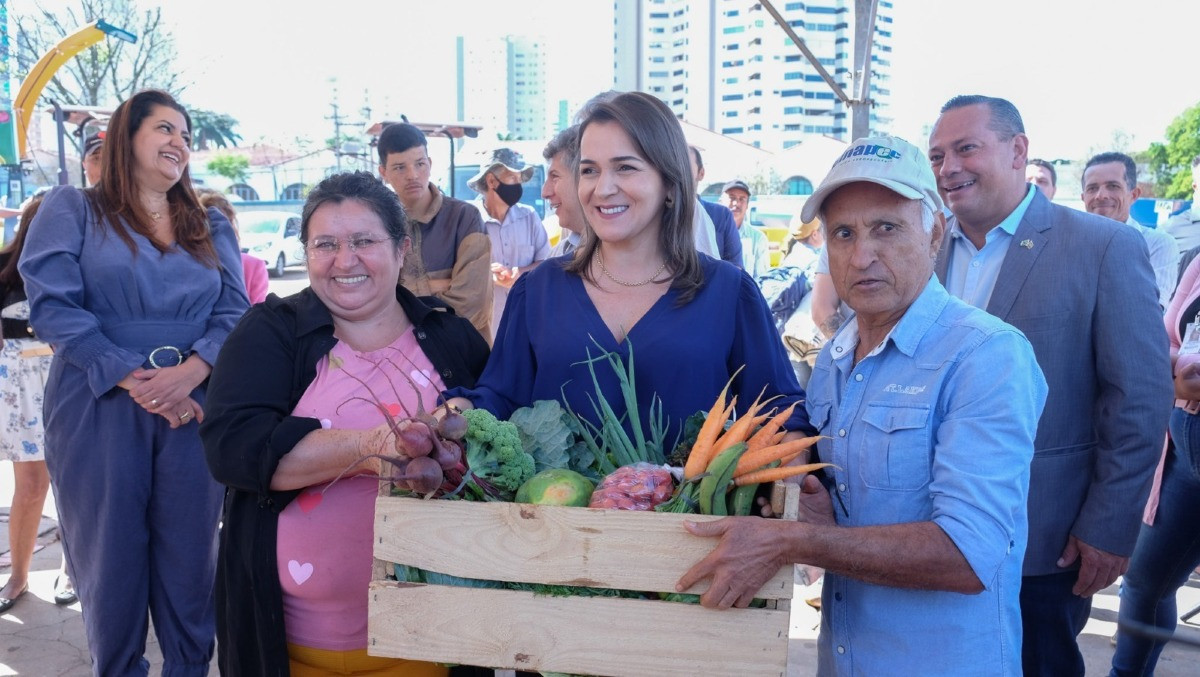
left=783, top=176, right=814, bottom=195
left=230, top=183, right=259, bottom=201
left=280, top=183, right=309, bottom=200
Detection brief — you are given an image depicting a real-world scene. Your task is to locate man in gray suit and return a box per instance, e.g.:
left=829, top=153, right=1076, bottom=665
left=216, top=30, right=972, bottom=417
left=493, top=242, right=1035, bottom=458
left=928, top=95, right=1173, bottom=677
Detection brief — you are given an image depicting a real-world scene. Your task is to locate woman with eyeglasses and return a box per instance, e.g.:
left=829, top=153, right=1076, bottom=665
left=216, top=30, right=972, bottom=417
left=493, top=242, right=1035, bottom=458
left=18, top=89, right=249, bottom=675
left=200, top=171, right=489, bottom=676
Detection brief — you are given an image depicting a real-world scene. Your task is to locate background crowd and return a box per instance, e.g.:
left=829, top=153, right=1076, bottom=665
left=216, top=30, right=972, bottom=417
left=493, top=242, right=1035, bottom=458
left=0, top=83, right=1198, bottom=677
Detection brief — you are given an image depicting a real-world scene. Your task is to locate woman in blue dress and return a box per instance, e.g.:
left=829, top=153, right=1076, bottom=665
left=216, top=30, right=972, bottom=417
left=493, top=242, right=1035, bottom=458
left=19, top=89, right=249, bottom=676
left=446, top=91, right=813, bottom=453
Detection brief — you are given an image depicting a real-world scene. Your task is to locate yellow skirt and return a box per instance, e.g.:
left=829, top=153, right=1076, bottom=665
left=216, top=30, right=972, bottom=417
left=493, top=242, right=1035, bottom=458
left=287, top=643, right=449, bottom=677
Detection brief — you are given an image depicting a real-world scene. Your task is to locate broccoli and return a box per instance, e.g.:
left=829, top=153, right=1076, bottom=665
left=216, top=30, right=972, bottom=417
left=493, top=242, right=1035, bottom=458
left=461, top=408, right=537, bottom=497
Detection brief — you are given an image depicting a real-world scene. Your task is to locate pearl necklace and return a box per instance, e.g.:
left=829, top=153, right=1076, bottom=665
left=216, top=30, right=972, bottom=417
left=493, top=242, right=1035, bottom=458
left=596, top=250, right=667, bottom=287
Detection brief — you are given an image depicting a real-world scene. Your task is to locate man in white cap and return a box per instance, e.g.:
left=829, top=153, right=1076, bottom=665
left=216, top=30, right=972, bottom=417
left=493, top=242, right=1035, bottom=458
left=83, top=131, right=105, bottom=186
left=678, top=135, right=1047, bottom=676
left=469, top=147, right=549, bottom=340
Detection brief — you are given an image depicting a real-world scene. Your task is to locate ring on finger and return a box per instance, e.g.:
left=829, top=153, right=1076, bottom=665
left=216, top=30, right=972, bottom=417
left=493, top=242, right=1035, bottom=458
left=179, top=410, right=192, bottom=421
left=150, top=398, right=159, bottom=406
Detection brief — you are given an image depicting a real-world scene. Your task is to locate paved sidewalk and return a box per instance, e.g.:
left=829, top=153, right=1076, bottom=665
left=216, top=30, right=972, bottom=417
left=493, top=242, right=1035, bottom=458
left=4, top=469, right=1200, bottom=675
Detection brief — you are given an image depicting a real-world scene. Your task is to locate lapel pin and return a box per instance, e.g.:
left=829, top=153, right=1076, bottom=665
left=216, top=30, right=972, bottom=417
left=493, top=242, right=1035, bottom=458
left=1020, top=239, right=1033, bottom=249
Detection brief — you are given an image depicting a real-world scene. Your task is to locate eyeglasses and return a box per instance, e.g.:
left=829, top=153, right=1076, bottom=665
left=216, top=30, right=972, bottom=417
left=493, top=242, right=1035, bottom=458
left=305, top=234, right=393, bottom=259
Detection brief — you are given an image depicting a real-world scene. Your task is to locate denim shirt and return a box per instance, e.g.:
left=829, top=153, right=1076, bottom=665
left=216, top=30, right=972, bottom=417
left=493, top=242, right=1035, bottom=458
left=806, top=277, right=1047, bottom=676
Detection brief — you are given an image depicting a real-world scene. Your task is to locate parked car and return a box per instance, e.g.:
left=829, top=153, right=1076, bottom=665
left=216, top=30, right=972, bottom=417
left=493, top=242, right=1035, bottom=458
left=238, top=210, right=304, bottom=277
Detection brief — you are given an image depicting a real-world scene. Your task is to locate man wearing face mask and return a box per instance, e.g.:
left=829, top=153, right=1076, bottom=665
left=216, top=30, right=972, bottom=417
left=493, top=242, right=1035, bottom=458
left=470, top=147, right=550, bottom=342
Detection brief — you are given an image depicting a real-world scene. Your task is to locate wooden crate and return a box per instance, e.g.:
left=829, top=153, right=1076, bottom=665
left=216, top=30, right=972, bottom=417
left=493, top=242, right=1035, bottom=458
left=368, top=484, right=800, bottom=677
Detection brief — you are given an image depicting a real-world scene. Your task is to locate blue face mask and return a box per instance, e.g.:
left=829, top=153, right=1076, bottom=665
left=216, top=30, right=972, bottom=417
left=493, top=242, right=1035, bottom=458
left=494, top=181, right=523, bottom=207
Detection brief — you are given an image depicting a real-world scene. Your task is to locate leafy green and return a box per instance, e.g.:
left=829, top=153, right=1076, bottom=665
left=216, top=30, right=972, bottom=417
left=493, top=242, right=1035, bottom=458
left=566, top=338, right=670, bottom=471
left=667, top=410, right=709, bottom=467
left=509, top=399, right=602, bottom=482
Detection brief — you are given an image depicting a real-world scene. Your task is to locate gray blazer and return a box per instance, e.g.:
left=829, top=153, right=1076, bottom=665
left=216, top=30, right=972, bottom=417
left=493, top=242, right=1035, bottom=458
left=935, top=191, right=1173, bottom=576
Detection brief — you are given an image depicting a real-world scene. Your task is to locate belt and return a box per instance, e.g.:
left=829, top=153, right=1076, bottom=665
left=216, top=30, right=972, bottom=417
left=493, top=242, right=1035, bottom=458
left=146, top=345, right=191, bottom=368
left=1, top=317, right=36, bottom=340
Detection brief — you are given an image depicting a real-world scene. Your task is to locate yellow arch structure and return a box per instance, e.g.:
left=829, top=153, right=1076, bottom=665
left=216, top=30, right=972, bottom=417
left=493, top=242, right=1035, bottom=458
left=14, top=20, right=136, bottom=159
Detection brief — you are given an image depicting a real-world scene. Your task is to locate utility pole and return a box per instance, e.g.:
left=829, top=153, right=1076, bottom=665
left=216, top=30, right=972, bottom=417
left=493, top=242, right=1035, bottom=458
left=759, top=0, right=879, bottom=141
left=326, top=97, right=344, bottom=173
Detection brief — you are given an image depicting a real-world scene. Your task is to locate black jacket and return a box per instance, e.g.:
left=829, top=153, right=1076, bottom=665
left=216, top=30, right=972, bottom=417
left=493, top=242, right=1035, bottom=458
left=200, top=285, right=489, bottom=676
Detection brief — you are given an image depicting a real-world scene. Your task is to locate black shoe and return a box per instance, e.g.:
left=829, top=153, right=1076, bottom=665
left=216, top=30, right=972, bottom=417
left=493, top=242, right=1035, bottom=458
left=0, top=584, right=29, bottom=613
left=53, top=576, right=77, bottom=606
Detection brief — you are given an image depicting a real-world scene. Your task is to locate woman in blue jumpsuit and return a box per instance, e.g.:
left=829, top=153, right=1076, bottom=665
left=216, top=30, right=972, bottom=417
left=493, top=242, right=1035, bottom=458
left=19, top=90, right=248, bottom=676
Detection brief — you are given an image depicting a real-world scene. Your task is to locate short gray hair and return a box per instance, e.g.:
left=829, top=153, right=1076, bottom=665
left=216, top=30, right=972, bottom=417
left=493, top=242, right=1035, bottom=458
left=543, top=125, right=580, bottom=169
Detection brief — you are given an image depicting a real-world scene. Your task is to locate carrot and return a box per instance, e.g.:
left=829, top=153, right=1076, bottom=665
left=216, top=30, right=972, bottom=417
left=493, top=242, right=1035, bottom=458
left=732, top=462, right=836, bottom=486
left=744, top=402, right=798, bottom=453
left=712, top=408, right=772, bottom=456
left=683, top=366, right=744, bottom=479
left=733, top=435, right=822, bottom=477
left=684, top=397, right=735, bottom=479
left=712, top=386, right=779, bottom=455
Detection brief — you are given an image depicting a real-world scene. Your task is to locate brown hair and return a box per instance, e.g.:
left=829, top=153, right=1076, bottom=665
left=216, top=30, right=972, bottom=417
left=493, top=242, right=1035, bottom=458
left=0, top=193, right=47, bottom=291
left=565, top=91, right=703, bottom=303
left=195, top=188, right=237, bottom=226
left=88, top=89, right=217, bottom=266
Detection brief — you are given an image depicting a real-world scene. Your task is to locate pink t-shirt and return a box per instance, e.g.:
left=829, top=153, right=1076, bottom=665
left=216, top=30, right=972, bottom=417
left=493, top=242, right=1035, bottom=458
left=276, top=327, right=446, bottom=650
left=240, top=253, right=269, bottom=304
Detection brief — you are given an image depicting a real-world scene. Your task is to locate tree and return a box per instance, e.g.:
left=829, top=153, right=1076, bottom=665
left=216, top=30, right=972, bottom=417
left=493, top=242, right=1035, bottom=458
left=206, top=154, right=248, bottom=183
left=13, top=0, right=184, bottom=107
left=189, top=108, right=241, bottom=150
left=1145, top=102, right=1200, bottom=199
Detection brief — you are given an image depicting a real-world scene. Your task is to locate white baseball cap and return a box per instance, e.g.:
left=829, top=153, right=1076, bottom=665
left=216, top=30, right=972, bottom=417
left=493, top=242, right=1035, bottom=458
left=800, top=135, right=944, bottom=223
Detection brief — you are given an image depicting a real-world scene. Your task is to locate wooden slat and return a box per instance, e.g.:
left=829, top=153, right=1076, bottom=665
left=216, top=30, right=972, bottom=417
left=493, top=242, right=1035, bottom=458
left=374, top=497, right=794, bottom=599
left=368, top=582, right=789, bottom=676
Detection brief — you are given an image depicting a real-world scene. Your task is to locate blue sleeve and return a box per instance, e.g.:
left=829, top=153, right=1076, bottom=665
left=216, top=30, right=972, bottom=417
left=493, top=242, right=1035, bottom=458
left=931, top=328, right=1047, bottom=588
left=444, top=272, right=535, bottom=420
left=708, top=202, right=745, bottom=269
left=190, top=207, right=251, bottom=367
left=729, top=268, right=815, bottom=435
left=18, top=186, right=145, bottom=395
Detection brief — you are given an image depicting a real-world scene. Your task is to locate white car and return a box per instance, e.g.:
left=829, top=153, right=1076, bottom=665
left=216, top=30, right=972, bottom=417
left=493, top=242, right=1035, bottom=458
left=239, top=211, right=305, bottom=278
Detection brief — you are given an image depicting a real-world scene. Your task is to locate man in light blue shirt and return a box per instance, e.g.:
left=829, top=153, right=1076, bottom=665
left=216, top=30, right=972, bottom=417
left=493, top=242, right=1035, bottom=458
left=1080, top=152, right=1179, bottom=310
left=722, top=179, right=771, bottom=278
left=469, top=148, right=551, bottom=341
left=679, top=135, right=1047, bottom=676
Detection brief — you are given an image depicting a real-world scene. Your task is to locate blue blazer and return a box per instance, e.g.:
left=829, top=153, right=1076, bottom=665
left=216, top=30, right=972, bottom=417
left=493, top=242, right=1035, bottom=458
left=935, top=190, right=1173, bottom=575
left=700, top=200, right=745, bottom=269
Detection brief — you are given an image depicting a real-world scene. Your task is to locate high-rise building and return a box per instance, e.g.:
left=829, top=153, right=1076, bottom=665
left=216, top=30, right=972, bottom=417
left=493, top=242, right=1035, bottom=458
left=612, top=0, right=894, bottom=150
left=457, top=35, right=550, bottom=140
left=613, top=0, right=715, bottom=128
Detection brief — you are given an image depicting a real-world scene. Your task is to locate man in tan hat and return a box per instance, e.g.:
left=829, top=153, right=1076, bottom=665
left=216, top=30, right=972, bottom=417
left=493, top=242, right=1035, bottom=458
left=469, top=147, right=549, bottom=341
left=679, top=134, right=1046, bottom=677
